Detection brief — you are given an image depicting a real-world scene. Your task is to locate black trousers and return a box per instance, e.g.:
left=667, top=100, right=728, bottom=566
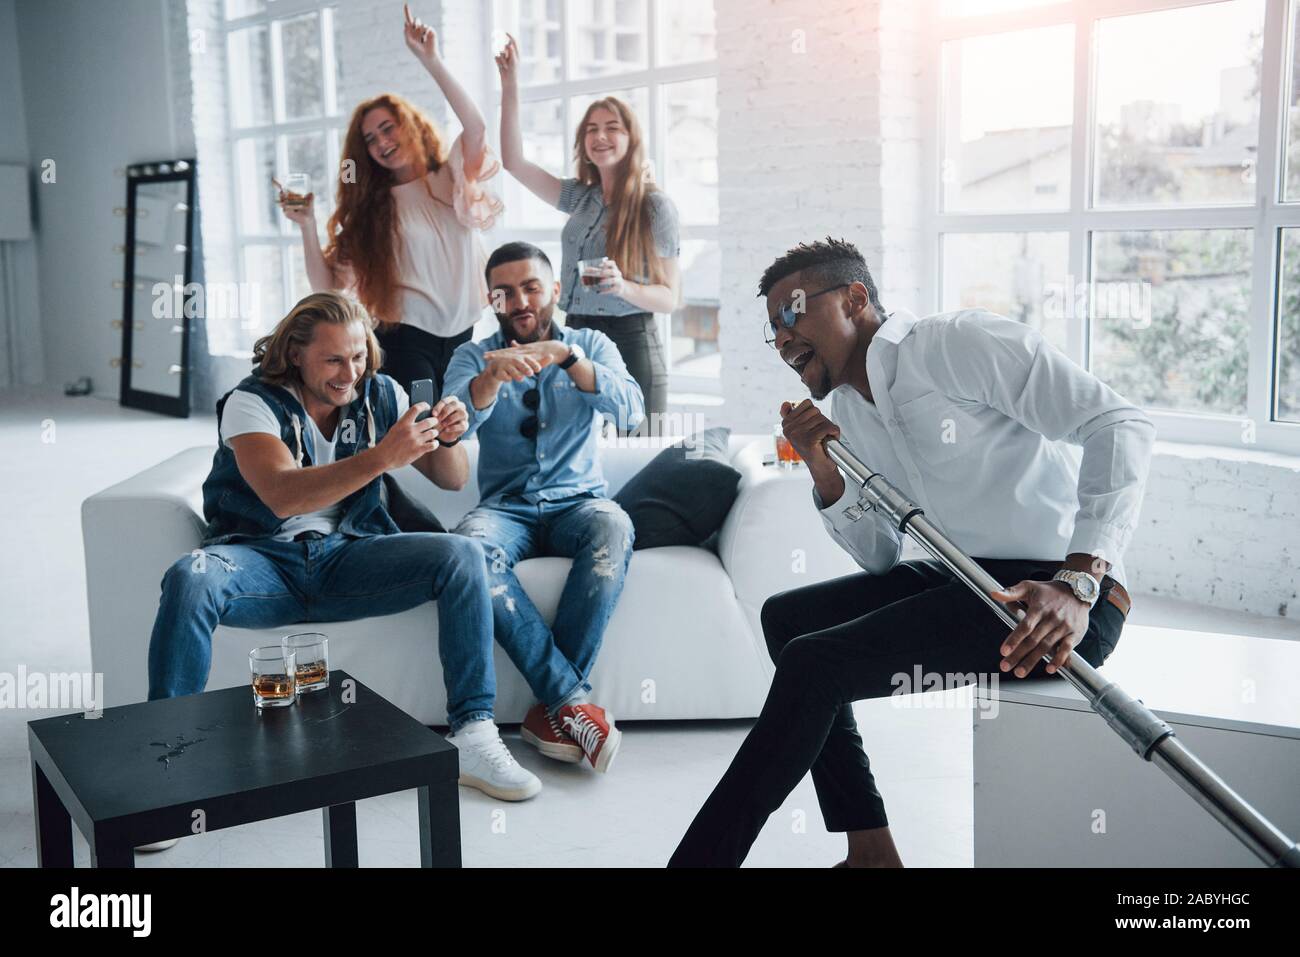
left=375, top=322, right=473, bottom=397
left=565, top=313, right=667, bottom=431
left=668, top=558, right=1127, bottom=867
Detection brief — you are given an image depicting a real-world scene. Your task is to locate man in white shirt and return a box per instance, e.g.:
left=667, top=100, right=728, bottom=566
left=670, top=238, right=1155, bottom=867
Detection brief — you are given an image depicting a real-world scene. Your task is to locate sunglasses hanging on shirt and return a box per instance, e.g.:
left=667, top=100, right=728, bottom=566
left=519, top=387, right=541, bottom=440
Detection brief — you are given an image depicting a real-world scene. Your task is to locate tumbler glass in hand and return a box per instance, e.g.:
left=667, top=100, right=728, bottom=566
left=774, top=424, right=803, bottom=469
left=276, top=172, right=311, bottom=210
left=578, top=258, right=608, bottom=288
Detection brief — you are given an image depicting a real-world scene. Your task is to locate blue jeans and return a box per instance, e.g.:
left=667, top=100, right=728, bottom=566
left=146, top=531, right=495, bottom=730
left=453, top=494, right=634, bottom=714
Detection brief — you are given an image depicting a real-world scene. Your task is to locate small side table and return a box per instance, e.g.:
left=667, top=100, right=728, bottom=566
left=28, top=670, right=460, bottom=867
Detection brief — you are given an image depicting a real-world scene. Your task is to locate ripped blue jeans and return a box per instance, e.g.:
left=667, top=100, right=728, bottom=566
left=146, top=532, right=496, bottom=731
left=453, top=493, right=635, bottom=715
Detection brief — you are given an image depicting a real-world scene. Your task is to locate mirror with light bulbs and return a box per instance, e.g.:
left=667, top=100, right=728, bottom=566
left=118, top=159, right=197, bottom=417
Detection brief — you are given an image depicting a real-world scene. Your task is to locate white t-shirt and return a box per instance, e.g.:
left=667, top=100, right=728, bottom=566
left=219, top=381, right=410, bottom=540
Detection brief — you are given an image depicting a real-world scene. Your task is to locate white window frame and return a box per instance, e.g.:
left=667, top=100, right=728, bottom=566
left=922, top=0, right=1300, bottom=456
left=222, top=0, right=344, bottom=357
left=490, top=0, right=721, bottom=404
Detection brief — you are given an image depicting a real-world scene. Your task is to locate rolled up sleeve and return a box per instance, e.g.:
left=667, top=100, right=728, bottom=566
left=580, top=330, right=646, bottom=433
left=440, top=341, right=497, bottom=439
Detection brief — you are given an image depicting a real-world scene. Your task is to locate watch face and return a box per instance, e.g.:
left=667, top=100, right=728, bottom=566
left=1078, top=575, right=1098, bottom=599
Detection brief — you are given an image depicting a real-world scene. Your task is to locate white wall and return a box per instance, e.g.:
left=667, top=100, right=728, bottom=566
left=336, top=0, right=451, bottom=128
left=1129, top=444, right=1300, bottom=619
left=715, top=0, right=924, bottom=434
left=14, top=0, right=192, bottom=399
left=0, top=0, right=45, bottom=388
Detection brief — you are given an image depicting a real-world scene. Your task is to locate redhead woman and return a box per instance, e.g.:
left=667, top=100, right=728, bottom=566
left=279, top=4, right=503, bottom=395
left=495, top=34, right=680, bottom=425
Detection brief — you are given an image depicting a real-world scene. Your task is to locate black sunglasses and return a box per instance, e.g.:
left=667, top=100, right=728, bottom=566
left=520, top=387, right=540, bottom=440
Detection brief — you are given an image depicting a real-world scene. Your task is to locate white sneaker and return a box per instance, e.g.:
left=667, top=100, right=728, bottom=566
left=448, top=720, right=542, bottom=802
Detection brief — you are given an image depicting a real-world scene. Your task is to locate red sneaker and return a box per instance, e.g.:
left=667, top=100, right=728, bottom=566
left=556, top=703, right=622, bottom=773
left=520, top=703, right=583, bottom=763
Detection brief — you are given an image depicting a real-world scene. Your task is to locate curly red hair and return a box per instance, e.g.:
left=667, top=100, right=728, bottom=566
left=324, top=93, right=446, bottom=326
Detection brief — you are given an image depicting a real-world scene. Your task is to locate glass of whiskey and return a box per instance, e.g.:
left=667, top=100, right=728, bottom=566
left=282, top=632, right=329, bottom=694
left=250, top=646, right=297, bottom=709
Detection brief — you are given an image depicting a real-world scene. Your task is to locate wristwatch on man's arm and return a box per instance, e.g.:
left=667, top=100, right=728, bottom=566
left=558, top=342, right=585, bottom=370
left=1052, top=568, right=1101, bottom=607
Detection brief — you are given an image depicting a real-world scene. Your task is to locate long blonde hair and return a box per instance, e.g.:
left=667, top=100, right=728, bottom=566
left=573, top=96, right=670, bottom=287
left=252, top=292, right=383, bottom=387
left=325, top=93, right=448, bottom=325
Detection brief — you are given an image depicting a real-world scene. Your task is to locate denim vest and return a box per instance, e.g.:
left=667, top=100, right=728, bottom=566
left=200, top=370, right=402, bottom=545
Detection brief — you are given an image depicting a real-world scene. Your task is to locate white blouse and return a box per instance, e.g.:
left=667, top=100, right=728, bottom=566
left=379, top=134, right=503, bottom=338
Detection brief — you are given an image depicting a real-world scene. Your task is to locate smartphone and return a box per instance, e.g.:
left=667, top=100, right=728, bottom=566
left=409, top=379, right=434, bottom=422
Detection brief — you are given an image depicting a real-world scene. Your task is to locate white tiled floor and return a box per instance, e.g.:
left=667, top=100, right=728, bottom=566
left=2, top=385, right=1297, bottom=868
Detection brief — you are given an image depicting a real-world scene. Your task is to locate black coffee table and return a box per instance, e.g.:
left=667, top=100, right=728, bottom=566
left=28, top=670, right=460, bottom=868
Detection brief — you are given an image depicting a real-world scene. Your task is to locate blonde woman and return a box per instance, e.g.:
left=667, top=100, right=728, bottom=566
left=496, top=35, right=680, bottom=421
left=279, top=4, right=503, bottom=395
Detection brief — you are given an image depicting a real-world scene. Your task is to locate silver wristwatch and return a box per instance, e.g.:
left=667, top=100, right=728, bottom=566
left=1052, top=569, right=1101, bottom=607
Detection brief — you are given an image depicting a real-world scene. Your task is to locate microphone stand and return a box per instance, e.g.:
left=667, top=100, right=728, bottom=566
left=822, top=436, right=1299, bottom=868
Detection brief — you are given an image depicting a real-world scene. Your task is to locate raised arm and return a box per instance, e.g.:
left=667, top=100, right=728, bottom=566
left=495, top=33, right=564, bottom=207
left=276, top=188, right=345, bottom=291
left=404, top=3, right=488, bottom=168
left=781, top=398, right=903, bottom=576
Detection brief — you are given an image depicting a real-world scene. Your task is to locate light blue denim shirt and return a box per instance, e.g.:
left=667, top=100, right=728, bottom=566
left=441, top=324, right=646, bottom=504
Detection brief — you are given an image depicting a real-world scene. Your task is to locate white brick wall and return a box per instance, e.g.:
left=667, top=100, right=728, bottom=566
left=336, top=0, right=450, bottom=130
left=1128, top=444, right=1300, bottom=620
left=715, top=0, right=924, bottom=433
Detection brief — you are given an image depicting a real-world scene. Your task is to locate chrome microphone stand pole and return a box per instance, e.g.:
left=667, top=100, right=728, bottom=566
left=823, top=436, right=1299, bottom=868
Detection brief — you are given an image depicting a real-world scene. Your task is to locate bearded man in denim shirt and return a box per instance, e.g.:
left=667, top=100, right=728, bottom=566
left=441, top=242, right=645, bottom=777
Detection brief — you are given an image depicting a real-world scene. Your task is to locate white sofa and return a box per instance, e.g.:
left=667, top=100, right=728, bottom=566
left=82, top=435, right=861, bottom=725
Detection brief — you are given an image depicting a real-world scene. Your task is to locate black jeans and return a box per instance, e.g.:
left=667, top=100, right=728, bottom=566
left=668, top=558, right=1126, bottom=867
left=565, top=313, right=667, bottom=431
left=375, top=322, right=473, bottom=397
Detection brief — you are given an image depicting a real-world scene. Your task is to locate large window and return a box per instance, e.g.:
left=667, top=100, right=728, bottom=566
left=931, top=0, right=1300, bottom=453
left=222, top=0, right=344, bottom=354
left=494, top=0, right=720, bottom=404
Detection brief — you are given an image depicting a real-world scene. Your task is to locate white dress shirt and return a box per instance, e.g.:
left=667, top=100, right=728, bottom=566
left=814, top=308, right=1156, bottom=588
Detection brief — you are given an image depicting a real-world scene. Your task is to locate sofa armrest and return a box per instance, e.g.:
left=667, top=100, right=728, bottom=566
left=717, top=441, right=859, bottom=658
left=82, top=446, right=212, bottom=706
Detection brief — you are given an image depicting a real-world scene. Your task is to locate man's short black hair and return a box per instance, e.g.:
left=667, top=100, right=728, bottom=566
left=485, top=241, right=553, bottom=286
left=758, top=237, right=886, bottom=317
